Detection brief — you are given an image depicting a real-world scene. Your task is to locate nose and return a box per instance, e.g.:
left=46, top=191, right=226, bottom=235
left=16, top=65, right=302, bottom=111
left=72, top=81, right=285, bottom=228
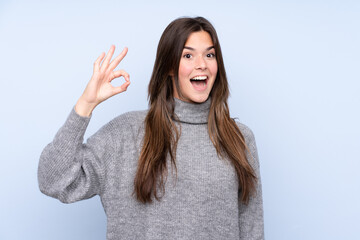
left=195, top=56, right=207, bottom=70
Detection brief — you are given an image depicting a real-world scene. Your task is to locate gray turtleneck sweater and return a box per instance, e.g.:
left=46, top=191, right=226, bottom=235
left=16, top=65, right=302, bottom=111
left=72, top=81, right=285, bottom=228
left=38, top=98, right=264, bottom=240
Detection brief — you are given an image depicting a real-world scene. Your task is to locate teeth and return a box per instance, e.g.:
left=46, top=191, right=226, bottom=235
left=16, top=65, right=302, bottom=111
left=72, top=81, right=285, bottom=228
left=191, top=76, right=207, bottom=81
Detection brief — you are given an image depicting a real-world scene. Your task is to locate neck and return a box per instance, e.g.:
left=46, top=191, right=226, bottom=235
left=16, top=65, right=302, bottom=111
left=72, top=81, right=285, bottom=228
left=173, top=97, right=211, bottom=124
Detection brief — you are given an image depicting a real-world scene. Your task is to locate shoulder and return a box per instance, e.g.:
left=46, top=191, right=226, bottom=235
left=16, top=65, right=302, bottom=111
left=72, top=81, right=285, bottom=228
left=234, top=119, right=260, bottom=170
left=234, top=119, right=256, bottom=144
left=106, top=109, right=148, bottom=131
left=91, top=110, right=148, bottom=140
left=110, top=110, right=148, bottom=125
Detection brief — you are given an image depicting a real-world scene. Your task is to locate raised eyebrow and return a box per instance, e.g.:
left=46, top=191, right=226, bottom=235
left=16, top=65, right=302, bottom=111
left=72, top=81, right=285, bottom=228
left=183, top=46, right=215, bottom=51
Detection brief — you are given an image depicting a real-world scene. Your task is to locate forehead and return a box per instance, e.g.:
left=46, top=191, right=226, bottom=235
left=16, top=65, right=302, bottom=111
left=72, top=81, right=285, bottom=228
left=184, top=31, right=214, bottom=48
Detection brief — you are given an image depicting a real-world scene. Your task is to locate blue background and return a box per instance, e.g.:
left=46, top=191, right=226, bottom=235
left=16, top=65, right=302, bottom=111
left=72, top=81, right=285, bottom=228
left=1, top=0, right=359, bottom=239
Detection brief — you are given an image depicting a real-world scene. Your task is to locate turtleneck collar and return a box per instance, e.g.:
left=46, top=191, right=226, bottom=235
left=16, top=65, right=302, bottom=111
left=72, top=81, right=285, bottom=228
left=173, top=97, right=211, bottom=124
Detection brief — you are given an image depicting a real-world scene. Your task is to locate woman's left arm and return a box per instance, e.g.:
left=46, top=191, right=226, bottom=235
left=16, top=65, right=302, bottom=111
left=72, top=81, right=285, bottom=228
left=238, top=124, right=265, bottom=240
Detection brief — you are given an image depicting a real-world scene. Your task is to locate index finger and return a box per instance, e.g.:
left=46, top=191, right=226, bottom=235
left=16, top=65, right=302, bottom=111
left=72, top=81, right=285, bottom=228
left=109, top=47, right=128, bottom=70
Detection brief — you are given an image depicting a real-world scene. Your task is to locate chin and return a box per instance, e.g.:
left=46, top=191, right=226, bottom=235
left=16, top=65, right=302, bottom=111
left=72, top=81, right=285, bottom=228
left=189, top=94, right=210, bottom=103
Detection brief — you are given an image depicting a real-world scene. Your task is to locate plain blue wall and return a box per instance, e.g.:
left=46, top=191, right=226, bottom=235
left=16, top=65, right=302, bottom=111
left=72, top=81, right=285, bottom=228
left=1, top=0, right=359, bottom=239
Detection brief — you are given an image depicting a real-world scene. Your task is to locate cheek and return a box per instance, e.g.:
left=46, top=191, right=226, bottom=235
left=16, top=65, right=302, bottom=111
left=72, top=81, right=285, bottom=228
left=210, top=62, right=218, bottom=76
left=178, top=62, right=193, bottom=78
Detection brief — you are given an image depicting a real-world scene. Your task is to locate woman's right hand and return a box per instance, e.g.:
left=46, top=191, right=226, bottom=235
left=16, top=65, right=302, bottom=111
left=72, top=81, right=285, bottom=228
left=75, top=45, right=130, bottom=117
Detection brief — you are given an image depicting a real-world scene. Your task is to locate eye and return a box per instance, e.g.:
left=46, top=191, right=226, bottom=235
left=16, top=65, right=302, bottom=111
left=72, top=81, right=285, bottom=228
left=207, top=53, right=216, bottom=58
left=183, top=53, right=192, bottom=59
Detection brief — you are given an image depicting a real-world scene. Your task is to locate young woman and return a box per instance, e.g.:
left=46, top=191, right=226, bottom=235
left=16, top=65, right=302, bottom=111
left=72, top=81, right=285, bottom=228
left=38, top=17, right=264, bottom=239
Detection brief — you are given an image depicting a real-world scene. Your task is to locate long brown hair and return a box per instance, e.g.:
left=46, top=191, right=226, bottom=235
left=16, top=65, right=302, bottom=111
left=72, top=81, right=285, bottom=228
left=133, top=17, right=257, bottom=204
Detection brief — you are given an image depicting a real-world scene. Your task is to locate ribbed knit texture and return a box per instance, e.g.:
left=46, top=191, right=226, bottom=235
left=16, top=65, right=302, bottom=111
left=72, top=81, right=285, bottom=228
left=38, top=98, right=264, bottom=240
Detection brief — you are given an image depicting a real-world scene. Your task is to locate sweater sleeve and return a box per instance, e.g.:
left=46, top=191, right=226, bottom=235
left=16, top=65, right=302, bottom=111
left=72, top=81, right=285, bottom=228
left=38, top=107, right=114, bottom=203
left=237, top=123, right=265, bottom=240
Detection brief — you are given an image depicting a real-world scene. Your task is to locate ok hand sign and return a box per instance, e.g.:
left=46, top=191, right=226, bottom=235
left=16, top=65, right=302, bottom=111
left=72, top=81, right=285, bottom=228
left=75, top=45, right=130, bottom=117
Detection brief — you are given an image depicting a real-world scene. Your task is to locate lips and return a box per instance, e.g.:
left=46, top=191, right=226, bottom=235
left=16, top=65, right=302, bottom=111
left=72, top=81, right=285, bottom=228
left=190, top=75, right=208, bottom=91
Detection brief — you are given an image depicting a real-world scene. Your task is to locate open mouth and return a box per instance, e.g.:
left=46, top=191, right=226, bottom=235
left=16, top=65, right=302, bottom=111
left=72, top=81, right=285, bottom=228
left=190, top=76, right=208, bottom=91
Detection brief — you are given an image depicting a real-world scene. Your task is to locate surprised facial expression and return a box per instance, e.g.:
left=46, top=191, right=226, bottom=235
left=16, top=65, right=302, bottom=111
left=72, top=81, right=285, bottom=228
left=173, top=31, right=218, bottom=103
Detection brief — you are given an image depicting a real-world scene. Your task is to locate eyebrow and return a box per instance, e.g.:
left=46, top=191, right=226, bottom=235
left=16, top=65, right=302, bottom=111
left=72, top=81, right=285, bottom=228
left=183, top=46, right=215, bottom=51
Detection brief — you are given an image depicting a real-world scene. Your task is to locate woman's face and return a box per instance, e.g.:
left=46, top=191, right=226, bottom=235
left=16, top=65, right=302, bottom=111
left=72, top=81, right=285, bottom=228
left=173, top=30, right=218, bottom=103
